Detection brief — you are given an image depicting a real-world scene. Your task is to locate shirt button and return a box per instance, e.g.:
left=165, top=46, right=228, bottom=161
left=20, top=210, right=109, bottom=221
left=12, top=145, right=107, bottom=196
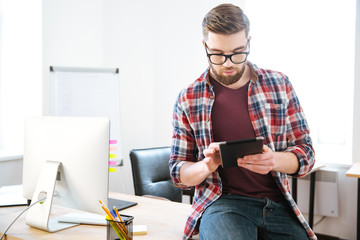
left=209, top=95, right=214, bottom=99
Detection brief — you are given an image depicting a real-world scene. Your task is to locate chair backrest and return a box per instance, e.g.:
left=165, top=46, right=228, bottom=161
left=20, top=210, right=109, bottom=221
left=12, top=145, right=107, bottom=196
left=129, top=147, right=183, bottom=202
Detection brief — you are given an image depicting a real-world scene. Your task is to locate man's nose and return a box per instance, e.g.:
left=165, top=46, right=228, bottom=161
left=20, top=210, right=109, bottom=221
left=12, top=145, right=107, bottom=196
left=222, top=57, right=234, bottom=68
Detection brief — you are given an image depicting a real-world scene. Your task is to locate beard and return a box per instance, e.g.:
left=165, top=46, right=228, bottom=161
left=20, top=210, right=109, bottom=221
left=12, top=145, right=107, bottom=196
left=209, top=64, right=246, bottom=86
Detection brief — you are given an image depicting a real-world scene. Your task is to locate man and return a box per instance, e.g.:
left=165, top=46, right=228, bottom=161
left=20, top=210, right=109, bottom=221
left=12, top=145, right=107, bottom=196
left=169, top=3, right=316, bottom=240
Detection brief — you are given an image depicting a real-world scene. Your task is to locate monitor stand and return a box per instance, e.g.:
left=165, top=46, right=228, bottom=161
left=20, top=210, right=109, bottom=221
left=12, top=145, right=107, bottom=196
left=25, top=160, right=79, bottom=232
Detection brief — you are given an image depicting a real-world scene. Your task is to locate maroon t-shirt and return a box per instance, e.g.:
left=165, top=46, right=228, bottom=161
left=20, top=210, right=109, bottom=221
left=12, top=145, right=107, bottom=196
left=210, top=76, right=283, bottom=201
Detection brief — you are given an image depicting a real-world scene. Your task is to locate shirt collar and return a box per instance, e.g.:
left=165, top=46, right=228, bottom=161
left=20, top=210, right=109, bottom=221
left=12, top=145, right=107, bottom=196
left=248, top=62, right=260, bottom=83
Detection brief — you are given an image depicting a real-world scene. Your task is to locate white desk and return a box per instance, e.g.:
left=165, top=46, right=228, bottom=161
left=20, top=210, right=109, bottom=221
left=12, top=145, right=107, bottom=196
left=0, top=192, right=192, bottom=240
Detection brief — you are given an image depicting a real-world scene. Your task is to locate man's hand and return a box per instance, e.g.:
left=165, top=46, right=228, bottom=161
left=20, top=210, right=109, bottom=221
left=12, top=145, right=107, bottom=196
left=202, top=142, right=222, bottom=173
left=237, top=145, right=276, bottom=174
left=179, top=143, right=223, bottom=186
left=237, top=145, right=299, bottom=175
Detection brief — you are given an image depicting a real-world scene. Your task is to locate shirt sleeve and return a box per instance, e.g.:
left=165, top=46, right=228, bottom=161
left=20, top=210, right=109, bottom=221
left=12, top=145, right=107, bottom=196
left=284, top=77, right=315, bottom=177
left=169, top=91, right=198, bottom=189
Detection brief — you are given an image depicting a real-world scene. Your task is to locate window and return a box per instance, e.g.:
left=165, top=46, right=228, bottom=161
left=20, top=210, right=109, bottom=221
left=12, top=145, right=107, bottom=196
left=245, top=0, right=356, bottom=165
left=0, top=0, right=42, bottom=155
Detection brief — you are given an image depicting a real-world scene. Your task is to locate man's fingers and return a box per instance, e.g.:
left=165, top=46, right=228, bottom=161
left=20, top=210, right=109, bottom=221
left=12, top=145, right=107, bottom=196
left=203, top=148, right=215, bottom=157
left=208, top=142, right=220, bottom=151
left=237, top=161, right=272, bottom=175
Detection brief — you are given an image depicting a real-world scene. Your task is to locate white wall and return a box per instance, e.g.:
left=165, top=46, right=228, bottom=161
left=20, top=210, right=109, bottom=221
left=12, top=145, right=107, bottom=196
left=42, top=0, right=359, bottom=239
left=353, top=0, right=360, bottom=171
left=0, top=0, right=42, bottom=187
left=0, top=0, right=42, bottom=152
left=43, top=0, right=244, bottom=193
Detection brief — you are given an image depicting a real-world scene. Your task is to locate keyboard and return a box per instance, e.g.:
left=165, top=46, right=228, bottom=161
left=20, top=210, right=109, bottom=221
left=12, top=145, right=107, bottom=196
left=57, top=212, right=106, bottom=225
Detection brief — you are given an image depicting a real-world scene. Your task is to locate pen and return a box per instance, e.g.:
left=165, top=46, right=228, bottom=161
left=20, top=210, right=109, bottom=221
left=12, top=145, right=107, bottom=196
left=99, top=200, right=130, bottom=240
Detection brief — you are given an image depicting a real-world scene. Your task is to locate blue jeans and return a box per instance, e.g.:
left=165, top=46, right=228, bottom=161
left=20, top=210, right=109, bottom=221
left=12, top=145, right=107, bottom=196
left=199, top=194, right=309, bottom=240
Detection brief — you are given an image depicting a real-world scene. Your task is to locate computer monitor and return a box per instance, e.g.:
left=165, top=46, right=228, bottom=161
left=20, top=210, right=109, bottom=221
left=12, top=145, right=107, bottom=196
left=22, top=116, right=136, bottom=232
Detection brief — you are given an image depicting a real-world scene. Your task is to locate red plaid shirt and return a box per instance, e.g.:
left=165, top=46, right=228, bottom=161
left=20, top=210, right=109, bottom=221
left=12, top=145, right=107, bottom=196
left=169, top=62, right=316, bottom=240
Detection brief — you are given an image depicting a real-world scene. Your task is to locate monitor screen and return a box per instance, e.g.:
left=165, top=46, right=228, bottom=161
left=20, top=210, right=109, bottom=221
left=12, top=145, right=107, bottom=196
left=23, top=116, right=110, bottom=216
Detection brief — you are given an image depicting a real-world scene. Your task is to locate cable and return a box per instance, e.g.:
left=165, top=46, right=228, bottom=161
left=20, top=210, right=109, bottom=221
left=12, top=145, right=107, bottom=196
left=0, top=197, right=47, bottom=240
left=313, top=216, right=326, bottom=227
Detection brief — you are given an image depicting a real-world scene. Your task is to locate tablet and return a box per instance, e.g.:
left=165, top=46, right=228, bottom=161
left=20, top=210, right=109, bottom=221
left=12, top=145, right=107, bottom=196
left=219, top=137, right=264, bottom=168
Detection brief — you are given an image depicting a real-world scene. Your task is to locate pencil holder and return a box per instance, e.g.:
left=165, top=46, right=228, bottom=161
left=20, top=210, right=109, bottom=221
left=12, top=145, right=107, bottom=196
left=106, top=214, right=134, bottom=240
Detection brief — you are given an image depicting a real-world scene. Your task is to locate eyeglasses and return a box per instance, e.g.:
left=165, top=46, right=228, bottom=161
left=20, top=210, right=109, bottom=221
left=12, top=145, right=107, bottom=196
left=204, top=40, right=250, bottom=65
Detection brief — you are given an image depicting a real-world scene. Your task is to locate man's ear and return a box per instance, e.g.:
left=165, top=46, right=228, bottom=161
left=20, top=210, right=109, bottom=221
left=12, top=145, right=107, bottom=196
left=202, top=40, right=205, bottom=46
left=248, top=35, right=252, bottom=41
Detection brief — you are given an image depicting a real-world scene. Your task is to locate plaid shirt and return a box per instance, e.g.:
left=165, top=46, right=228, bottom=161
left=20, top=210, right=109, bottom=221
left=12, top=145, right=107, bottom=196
left=169, top=62, right=316, bottom=240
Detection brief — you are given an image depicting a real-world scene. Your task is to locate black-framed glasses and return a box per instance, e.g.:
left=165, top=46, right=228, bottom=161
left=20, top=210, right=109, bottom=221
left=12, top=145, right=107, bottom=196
left=204, top=40, right=250, bottom=65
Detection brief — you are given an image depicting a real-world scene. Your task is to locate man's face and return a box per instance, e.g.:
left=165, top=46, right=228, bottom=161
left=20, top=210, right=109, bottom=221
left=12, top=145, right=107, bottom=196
left=205, top=31, right=249, bottom=86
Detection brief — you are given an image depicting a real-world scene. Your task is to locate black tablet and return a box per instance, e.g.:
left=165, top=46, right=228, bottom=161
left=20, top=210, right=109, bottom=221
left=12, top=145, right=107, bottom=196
left=219, top=137, right=264, bottom=168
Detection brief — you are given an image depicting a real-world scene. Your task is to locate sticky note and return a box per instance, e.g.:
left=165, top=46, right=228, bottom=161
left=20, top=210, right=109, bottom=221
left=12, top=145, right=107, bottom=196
left=109, top=140, right=117, bottom=144
left=109, top=161, right=117, bottom=166
left=133, top=225, right=148, bottom=235
left=109, top=147, right=117, bottom=151
left=109, top=168, right=117, bottom=172
left=109, top=154, right=117, bottom=158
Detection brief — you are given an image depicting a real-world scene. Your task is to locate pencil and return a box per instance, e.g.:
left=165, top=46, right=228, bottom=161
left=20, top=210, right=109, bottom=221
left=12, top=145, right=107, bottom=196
left=113, top=206, right=129, bottom=235
left=99, top=200, right=111, bottom=216
left=99, top=200, right=129, bottom=240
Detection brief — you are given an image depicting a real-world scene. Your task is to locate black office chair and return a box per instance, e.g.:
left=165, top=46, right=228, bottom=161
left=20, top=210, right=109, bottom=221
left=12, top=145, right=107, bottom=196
left=130, top=147, right=185, bottom=202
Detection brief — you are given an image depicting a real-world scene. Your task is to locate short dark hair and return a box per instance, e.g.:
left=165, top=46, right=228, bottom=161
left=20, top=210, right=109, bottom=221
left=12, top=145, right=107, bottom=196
left=202, top=3, right=250, bottom=40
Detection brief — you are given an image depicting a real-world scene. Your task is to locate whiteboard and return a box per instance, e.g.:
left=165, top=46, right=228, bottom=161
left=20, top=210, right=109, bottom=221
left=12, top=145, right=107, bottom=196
left=49, top=66, right=122, bottom=165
